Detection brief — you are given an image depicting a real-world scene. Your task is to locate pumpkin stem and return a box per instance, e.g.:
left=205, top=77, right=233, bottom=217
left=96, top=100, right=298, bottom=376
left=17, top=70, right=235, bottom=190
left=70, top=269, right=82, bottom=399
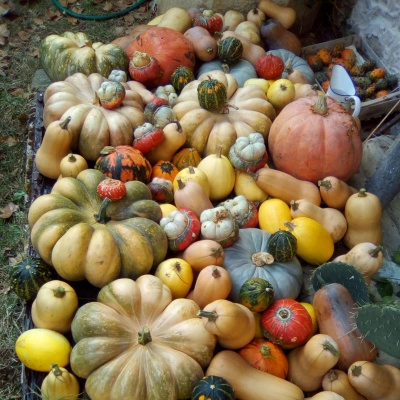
left=358, top=188, right=367, bottom=197
left=53, top=286, right=66, bottom=298
left=100, top=146, right=116, bottom=155
left=50, top=363, right=63, bottom=377
left=326, top=369, right=339, bottom=382
left=260, top=344, right=277, bottom=360
left=67, top=153, right=77, bottom=162
left=176, top=176, right=185, bottom=190
left=216, top=145, right=223, bottom=158
left=138, top=326, right=152, bottom=345
left=196, top=309, right=218, bottom=322
left=94, top=197, right=112, bottom=224
left=318, top=179, right=332, bottom=189
left=312, top=94, right=329, bottom=116
left=251, top=252, right=274, bottom=266
left=60, top=116, right=72, bottom=130
left=211, top=266, right=221, bottom=278
left=369, top=245, right=383, bottom=258
left=323, top=340, right=340, bottom=357
left=290, top=200, right=299, bottom=211
left=350, top=364, right=364, bottom=377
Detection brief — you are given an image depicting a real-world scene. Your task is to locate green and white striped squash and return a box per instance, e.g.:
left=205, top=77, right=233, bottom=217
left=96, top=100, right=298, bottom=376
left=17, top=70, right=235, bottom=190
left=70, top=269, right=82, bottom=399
left=171, top=66, right=195, bottom=92
left=39, top=32, right=129, bottom=82
left=267, top=229, right=298, bottom=262
left=197, top=77, right=227, bottom=111
left=9, top=257, right=54, bottom=301
left=217, top=36, right=243, bottom=67
left=191, top=375, right=235, bottom=400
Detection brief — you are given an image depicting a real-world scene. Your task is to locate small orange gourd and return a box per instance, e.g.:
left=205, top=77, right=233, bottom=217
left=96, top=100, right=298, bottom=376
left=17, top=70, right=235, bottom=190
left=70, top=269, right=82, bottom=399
left=192, top=265, right=232, bottom=308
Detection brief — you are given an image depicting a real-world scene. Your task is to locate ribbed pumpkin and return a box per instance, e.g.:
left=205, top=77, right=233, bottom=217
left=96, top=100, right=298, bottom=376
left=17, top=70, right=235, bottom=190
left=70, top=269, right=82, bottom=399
left=218, top=36, right=243, bottom=67
left=9, top=258, right=54, bottom=301
left=28, top=169, right=167, bottom=288
left=171, top=66, right=195, bottom=92
left=268, top=94, right=363, bottom=183
left=95, top=145, right=152, bottom=183
left=222, top=228, right=303, bottom=302
left=197, top=76, right=228, bottom=111
left=267, top=230, right=297, bottom=262
left=39, top=31, right=129, bottom=82
left=191, top=375, right=235, bottom=400
left=150, top=160, right=179, bottom=182
left=172, top=147, right=202, bottom=170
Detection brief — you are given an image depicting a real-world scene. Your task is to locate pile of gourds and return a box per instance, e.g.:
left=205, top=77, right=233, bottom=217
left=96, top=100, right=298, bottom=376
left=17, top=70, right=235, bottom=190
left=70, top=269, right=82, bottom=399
left=10, top=2, right=400, bottom=400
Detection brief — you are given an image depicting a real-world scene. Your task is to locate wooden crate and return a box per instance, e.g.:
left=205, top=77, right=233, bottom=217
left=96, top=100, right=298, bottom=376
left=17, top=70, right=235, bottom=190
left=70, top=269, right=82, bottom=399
left=302, top=35, right=400, bottom=121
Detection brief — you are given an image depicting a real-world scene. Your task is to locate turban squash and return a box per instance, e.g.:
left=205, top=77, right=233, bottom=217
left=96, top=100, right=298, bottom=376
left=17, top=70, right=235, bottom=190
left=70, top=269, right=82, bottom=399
left=173, top=70, right=276, bottom=157
left=28, top=169, right=167, bottom=288
left=42, top=72, right=147, bottom=162
left=70, top=275, right=216, bottom=400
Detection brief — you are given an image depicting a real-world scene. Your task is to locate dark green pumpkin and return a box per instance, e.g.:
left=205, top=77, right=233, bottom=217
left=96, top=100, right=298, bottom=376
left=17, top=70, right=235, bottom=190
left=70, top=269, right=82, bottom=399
left=218, top=37, right=243, bottom=67
left=170, top=66, right=195, bottom=92
left=9, top=257, right=54, bottom=301
left=191, top=375, right=235, bottom=400
left=267, top=229, right=297, bottom=262
left=197, top=77, right=227, bottom=111
left=239, top=277, right=274, bottom=312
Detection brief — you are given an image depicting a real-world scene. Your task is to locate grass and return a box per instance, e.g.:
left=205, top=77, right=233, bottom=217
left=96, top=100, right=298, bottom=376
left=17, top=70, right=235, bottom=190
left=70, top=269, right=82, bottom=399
left=0, top=1, right=153, bottom=398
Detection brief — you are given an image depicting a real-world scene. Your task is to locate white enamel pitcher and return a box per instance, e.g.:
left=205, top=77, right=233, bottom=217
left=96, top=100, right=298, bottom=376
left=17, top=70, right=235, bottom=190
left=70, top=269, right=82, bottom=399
left=326, top=64, right=361, bottom=118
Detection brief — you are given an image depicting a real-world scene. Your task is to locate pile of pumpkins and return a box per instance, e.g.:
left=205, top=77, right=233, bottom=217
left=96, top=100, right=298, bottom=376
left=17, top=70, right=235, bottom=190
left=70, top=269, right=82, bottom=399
left=10, top=2, right=400, bottom=400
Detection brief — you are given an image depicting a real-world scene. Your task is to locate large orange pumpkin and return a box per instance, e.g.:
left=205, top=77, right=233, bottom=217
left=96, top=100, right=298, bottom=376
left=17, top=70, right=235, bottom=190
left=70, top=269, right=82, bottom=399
left=267, top=94, right=362, bottom=184
left=125, top=26, right=196, bottom=88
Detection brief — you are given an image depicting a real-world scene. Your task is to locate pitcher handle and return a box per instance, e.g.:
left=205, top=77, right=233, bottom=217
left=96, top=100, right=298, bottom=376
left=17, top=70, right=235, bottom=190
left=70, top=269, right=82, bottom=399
left=346, top=95, right=361, bottom=118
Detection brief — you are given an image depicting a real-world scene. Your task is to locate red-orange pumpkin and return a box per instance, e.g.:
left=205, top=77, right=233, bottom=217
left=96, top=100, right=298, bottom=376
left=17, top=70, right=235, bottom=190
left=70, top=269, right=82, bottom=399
left=238, top=337, right=289, bottom=379
left=267, top=94, right=362, bottom=184
left=125, top=26, right=196, bottom=88
left=94, top=145, right=152, bottom=183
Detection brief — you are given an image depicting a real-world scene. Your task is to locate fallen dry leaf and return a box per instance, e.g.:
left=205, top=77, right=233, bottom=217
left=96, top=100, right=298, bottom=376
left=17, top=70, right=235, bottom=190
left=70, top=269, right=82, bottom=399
left=0, top=23, right=10, bottom=45
left=0, top=136, right=19, bottom=146
left=17, top=29, right=31, bottom=41
left=0, top=202, right=19, bottom=219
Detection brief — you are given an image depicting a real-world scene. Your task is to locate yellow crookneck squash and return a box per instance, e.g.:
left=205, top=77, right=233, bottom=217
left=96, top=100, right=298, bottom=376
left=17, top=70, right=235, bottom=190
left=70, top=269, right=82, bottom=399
left=41, top=72, right=147, bottom=162
left=173, top=69, right=276, bottom=157
left=28, top=169, right=167, bottom=288
left=70, top=275, right=217, bottom=400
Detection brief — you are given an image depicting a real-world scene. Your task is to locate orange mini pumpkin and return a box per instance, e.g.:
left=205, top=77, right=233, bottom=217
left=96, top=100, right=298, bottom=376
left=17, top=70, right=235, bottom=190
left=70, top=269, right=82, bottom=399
left=151, top=160, right=179, bottom=182
left=268, top=94, right=362, bottom=184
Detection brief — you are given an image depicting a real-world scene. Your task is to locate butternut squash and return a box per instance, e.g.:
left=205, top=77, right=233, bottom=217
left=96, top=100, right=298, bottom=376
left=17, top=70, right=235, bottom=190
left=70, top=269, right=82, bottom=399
left=255, top=167, right=321, bottom=206
left=157, top=7, right=192, bottom=33
left=192, top=265, right=232, bottom=309
left=206, top=350, right=305, bottom=400
left=348, top=361, right=400, bottom=400
left=290, top=199, right=347, bottom=243
left=334, top=242, right=384, bottom=285
left=184, top=26, right=218, bottom=62
left=343, top=188, right=382, bottom=249
left=35, top=116, right=73, bottom=179
left=173, top=176, right=213, bottom=218
left=287, top=333, right=340, bottom=392
left=218, top=30, right=266, bottom=67
left=318, top=176, right=358, bottom=210
left=313, top=283, right=378, bottom=371
left=223, top=9, right=246, bottom=31
left=235, top=21, right=262, bottom=45
left=145, top=121, right=186, bottom=164
left=179, top=239, right=225, bottom=274
left=304, top=392, right=345, bottom=400
left=197, top=299, right=256, bottom=349
left=322, top=369, right=367, bottom=400
left=258, top=0, right=297, bottom=29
